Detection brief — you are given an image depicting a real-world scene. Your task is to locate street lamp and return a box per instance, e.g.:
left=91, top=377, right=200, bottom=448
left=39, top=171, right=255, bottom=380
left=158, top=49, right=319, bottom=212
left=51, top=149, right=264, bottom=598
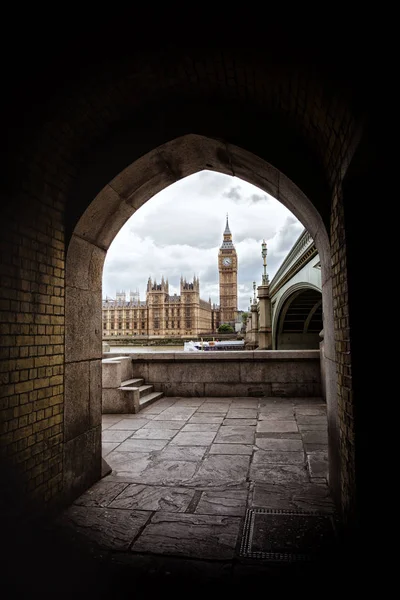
left=253, top=280, right=257, bottom=304
left=261, top=239, right=269, bottom=285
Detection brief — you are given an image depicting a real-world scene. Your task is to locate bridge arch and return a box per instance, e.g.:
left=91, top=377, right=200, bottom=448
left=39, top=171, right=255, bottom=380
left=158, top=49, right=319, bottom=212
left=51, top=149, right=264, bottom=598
left=272, top=283, right=323, bottom=350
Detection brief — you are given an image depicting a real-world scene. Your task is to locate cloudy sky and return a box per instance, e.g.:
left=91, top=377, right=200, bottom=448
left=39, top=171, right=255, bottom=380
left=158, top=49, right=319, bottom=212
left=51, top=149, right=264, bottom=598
left=102, top=170, right=305, bottom=311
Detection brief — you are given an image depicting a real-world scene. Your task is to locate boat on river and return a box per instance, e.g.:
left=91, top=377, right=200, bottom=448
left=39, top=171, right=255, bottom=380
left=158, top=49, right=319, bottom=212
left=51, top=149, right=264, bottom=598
left=184, top=340, right=245, bottom=352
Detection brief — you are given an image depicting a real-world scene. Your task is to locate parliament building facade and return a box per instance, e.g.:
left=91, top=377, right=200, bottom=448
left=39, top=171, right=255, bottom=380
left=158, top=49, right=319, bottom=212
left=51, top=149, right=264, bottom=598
left=102, top=217, right=238, bottom=337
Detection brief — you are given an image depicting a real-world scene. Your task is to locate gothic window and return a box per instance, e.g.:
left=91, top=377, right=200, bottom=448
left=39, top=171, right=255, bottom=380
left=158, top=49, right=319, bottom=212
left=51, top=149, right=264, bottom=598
left=134, top=322, right=137, bottom=329
left=142, top=322, right=145, bottom=329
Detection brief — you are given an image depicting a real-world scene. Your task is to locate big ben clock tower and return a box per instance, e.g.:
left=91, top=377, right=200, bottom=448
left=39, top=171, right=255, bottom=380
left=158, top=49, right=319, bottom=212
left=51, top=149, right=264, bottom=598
left=218, top=214, right=238, bottom=327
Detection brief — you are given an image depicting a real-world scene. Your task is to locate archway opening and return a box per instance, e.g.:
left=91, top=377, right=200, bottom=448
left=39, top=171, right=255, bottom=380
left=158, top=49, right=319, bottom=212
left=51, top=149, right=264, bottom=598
left=64, top=134, right=340, bottom=556
left=275, top=288, right=323, bottom=350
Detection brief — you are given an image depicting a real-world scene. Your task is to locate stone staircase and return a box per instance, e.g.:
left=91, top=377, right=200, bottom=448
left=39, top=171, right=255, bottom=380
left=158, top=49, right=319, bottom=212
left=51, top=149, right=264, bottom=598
left=102, top=356, right=164, bottom=414
left=118, top=377, right=164, bottom=413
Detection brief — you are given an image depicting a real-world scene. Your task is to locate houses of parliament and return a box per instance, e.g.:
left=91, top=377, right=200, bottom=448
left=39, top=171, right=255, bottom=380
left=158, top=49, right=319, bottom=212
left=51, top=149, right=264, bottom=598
left=102, top=217, right=238, bottom=337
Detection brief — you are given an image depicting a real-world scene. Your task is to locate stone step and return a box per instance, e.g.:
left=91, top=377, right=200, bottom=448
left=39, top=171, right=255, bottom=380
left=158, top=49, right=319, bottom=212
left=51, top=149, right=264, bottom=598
left=139, top=391, right=164, bottom=410
left=138, top=384, right=154, bottom=398
left=120, top=378, right=144, bottom=388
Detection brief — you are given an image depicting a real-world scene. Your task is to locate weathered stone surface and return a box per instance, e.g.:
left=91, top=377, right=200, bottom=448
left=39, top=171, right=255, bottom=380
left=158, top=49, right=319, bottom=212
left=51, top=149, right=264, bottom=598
left=64, top=361, right=90, bottom=441
left=180, top=423, right=220, bottom=432
left=259, top=409, right=294, bottom=420
left=109, top=484, right=195, bottom=511
left=170, top=432, right=217, bottom=446
left=295, top=407, right=326, bottom=416
left=135, top=460, right=199, bottom=485
left=296, top=415, right=327, bottom=424
left=172, top=398, right=205, bottom=407
left=226, top=408, right=258, bottom=419
left=118, top=438, right=168, bottom=452
left=251, top=482, right=335, bottom=512
left=105, top=451, right=152, bottom=479
left=102, top=430, right=132, bottom=442
left=65, top=287, right=102, bottom=362
left=298, top=423, right=327, bottom=431
left=190, top=455, right=250, bottom=486
left=195, top=490, right=248, bottom=516
left=253, top=450, right=305, bottom=465
left=131, top=428, right=178, bottom=440
left=301, top=431, right=328, bottom=444
left=256, top=420, right=298, bottom=433
left=143, top=420, right=183, bottom=430
left=209, top=444, right=253, bottom=455
left=214, top=426, right=255, bottom=444
left=109, top=419, right=150, bottom=430
left=153, top=407, right=197, bottom=421
left=230, top=399, right=259, bottom=408
left=255, top=438, right=303, bottom=452
left=90, top=359, right=102, bottom=427
left=74, top=480, right=129, bottom=507
left=307, top=451, right=328, bottom=478
left=64, top=426, right=102, bottom=502
left=197, top=403, right=230, bottom=414
left=249, top=464, right=309, bottom=484
left=102, top=442, right=120, bottom=456
left=59, top=505, right=151, bottom=550
left=223, top=419, right=257, bottom=426
left=154, top=446, right=207, bottom=461
left=132, top=512, right=241, bottom=559
left=188, top=415, right=225, bottom=424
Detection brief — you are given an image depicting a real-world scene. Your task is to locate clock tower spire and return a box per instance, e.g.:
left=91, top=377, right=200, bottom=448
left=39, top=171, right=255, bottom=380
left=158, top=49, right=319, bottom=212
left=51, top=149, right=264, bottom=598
left=218, top=214, right=238, bottom=328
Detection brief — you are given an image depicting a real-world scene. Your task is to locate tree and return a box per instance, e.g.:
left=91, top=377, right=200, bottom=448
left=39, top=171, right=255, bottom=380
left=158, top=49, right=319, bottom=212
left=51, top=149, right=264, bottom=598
left=241, top=312, right=250, bottom=326
left=218, top=323, right=234, bottom=333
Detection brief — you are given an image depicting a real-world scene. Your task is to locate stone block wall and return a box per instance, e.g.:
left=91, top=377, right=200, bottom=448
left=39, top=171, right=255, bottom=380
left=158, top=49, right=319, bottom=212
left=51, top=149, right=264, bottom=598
left=115, top=350, right=322, bottom=398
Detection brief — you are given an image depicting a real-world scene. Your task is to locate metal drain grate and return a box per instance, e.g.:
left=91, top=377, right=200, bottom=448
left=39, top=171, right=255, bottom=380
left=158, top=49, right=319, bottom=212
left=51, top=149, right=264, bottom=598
left=239, top=508, right=337, bottom=562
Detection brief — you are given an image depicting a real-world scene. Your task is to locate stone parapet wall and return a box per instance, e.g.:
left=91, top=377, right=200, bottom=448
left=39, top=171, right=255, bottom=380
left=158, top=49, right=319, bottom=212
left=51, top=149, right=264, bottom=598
left=106, top=351, right=321, bottom=398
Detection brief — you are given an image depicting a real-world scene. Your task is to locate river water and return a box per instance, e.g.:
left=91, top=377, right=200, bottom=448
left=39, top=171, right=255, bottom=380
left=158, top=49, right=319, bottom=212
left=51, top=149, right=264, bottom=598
left=108, top=345, right=185, bottom=353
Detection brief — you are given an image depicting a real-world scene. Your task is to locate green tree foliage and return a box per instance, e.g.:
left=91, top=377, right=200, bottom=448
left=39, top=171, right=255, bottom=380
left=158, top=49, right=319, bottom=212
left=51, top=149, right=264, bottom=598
left=218, top=323, right=234, bottom=333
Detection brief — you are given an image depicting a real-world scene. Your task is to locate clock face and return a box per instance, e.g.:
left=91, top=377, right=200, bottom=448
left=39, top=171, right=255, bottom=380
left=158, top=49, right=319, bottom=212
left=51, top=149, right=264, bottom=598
left=222, top=257, right=232, bottom=266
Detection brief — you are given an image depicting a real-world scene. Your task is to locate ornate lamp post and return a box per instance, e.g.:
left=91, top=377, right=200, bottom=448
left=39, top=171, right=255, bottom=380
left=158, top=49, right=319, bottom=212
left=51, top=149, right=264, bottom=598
left=261, top=239, right=269, bottom=285
left=253, top=281, right=257, bottom=304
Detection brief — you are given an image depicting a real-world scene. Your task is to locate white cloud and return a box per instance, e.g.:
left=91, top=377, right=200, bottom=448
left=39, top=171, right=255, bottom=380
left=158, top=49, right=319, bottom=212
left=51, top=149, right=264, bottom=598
left=102, top=170, right=305, bottom=310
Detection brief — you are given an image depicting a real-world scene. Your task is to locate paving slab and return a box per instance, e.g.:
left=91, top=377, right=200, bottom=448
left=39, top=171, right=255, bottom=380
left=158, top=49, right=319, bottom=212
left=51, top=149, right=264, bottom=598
left=74, top=480, right=129, bottom=507
left=190, top=455, right=251, bottom=486
left=109, top=419, right=150, bottom=430
left=57, top=505, right=151, bottom=550
left=109, top=484, right=195, bottom=512
left=253, top=450, right=305, bottom=465
left=230, top=399, right=259, bottom=408
left=102, top=442, right=120, bottom=457
left=255, top=438, right=303, bottom=452
left=223, top=418, right=257, bottom=426
left=117, top=438, right=168, bottom=452
left=195, top=489, right=248, bottom=516
left=130, top=428, right=178, bottom=440
left=226, top=408, right=258, bottom=419
left=188, top=414, right=225, bottom=424
left=153, top=407, right=197, bottom=421
left=307, top=451, right=328, bottom=478
left=105, top=451, right=153, bottom=478
left=143, top=420, right=184, bottom=430
left=209, top=444, right=253, bottom=455
left=180, top=423, right=220, bottom=433
left=301, top=431, right=328, bottom=444
left=154, top=446, right=208, bottom=462
left=249, top=463, right=309, bottom=484
left=259, top=410, right=295, bottom=420
left=197, top=404, right=230, bottom=413
left=257, top=420, right=298, bottom=433
left=102, top=430, right=134, bottom=442
left=214, top=426, right=255, bottom=444
left=136, top=460, right=199, bottom=486
left=170, top=431, right=217, bottom=446
left=251, top=482, right=335, bottom=512
left=132, top=512, right=242, bottom=559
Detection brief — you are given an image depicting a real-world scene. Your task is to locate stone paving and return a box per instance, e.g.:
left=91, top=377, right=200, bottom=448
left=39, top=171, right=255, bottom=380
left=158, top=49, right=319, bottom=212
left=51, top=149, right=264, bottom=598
left=45, top=396, right=343, bottom=589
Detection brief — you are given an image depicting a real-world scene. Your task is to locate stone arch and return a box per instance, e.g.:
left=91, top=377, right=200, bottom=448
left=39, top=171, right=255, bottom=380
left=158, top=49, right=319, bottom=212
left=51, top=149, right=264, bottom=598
left=273, top=283, right=323, bottom=350
left=65, top=133, right=339, bottom=506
